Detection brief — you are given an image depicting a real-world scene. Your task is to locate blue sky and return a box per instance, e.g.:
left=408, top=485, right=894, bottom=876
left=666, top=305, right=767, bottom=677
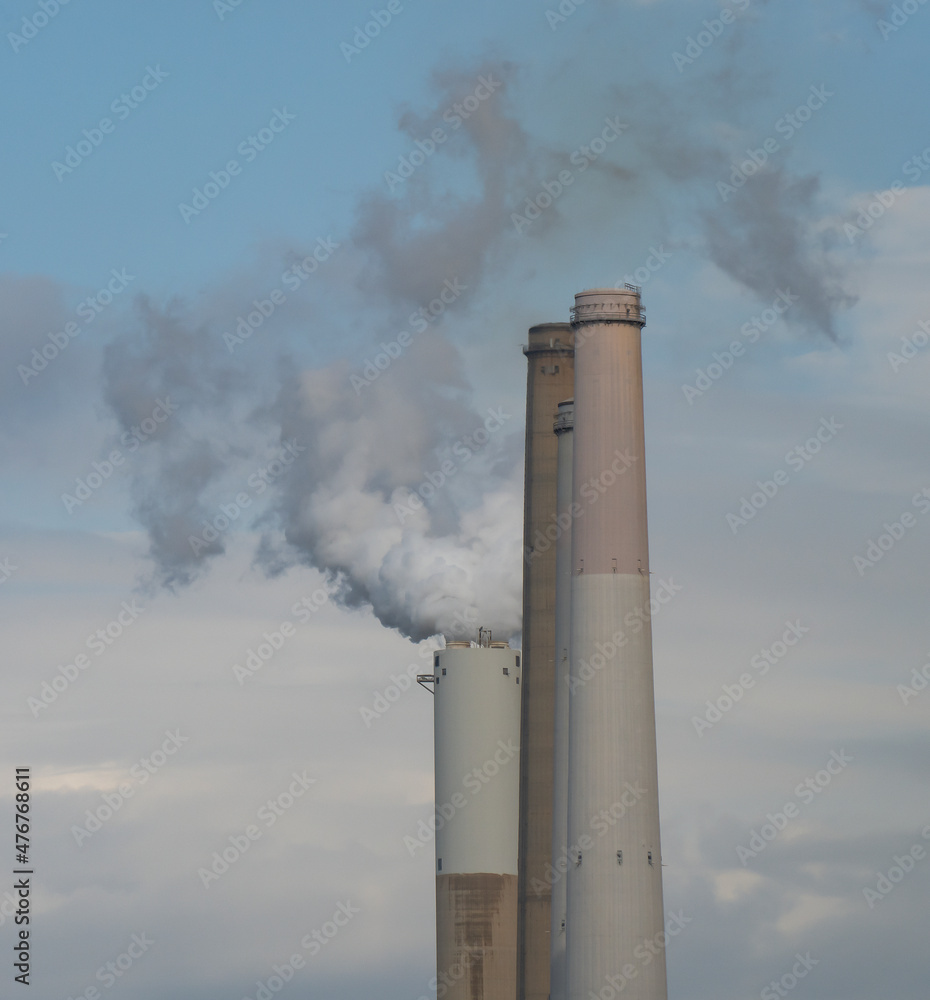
left=3, top=0, right=924, bottom=293
left=2, top=1, right=930, bottom=998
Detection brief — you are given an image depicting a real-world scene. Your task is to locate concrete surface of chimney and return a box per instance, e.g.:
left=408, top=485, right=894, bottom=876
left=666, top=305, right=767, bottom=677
left=565, top=288, right=667, bottom=1000
left=550, top=398, right=574, bottom=1000
left=432, top=636, right=521, bottom=1000
left=518, top=323, right=574, bottom=1000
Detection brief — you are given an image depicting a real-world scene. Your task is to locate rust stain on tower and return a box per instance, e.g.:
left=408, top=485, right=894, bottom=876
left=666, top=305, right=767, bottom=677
left=518, top=323, right=574, bottom=1000
left=437, top=873, right=519, bottom=1000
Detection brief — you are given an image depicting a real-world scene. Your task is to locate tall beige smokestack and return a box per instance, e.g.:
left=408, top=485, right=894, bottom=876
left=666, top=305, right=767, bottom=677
left=518, top=323, right=574, bottom=1000
left=565, top=287, right=667, bottom=1000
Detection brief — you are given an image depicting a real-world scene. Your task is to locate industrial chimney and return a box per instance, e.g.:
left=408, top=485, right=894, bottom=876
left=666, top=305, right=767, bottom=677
left=518, top=324, right=574, bottom=1000
left=564, top=287, right=667, bottom=1000
left=550, top=398, right=574, bottom=1000
left=422, top=630, right=522, bottom=1000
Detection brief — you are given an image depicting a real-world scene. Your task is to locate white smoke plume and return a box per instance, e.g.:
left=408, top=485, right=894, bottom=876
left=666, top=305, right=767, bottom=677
left=101, top=62, right=537, bottom=640
left=261, top=342, right=525, bottom=641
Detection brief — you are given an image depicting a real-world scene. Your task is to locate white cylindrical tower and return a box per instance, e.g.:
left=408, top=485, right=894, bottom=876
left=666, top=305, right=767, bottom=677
left=550, top=399, right=574, bottom=1000
left=432, top=633, right=522, bottom=1000
left=565, top=288, right=667, bottom=1000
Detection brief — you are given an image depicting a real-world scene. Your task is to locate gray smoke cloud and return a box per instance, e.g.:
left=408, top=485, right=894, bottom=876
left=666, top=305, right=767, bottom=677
left=101, top=62, right=536, bottom=639
left=100, top=41, right=861, bottom=636
left=254, top=61, right=536, bottom=639
left=608, top=67, right=857, bottom=339
left=101, top=296, right=255, bottom=590
left=351, top=60, right=536, bottom=303
left=701, top=167, right=856, bottom=338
